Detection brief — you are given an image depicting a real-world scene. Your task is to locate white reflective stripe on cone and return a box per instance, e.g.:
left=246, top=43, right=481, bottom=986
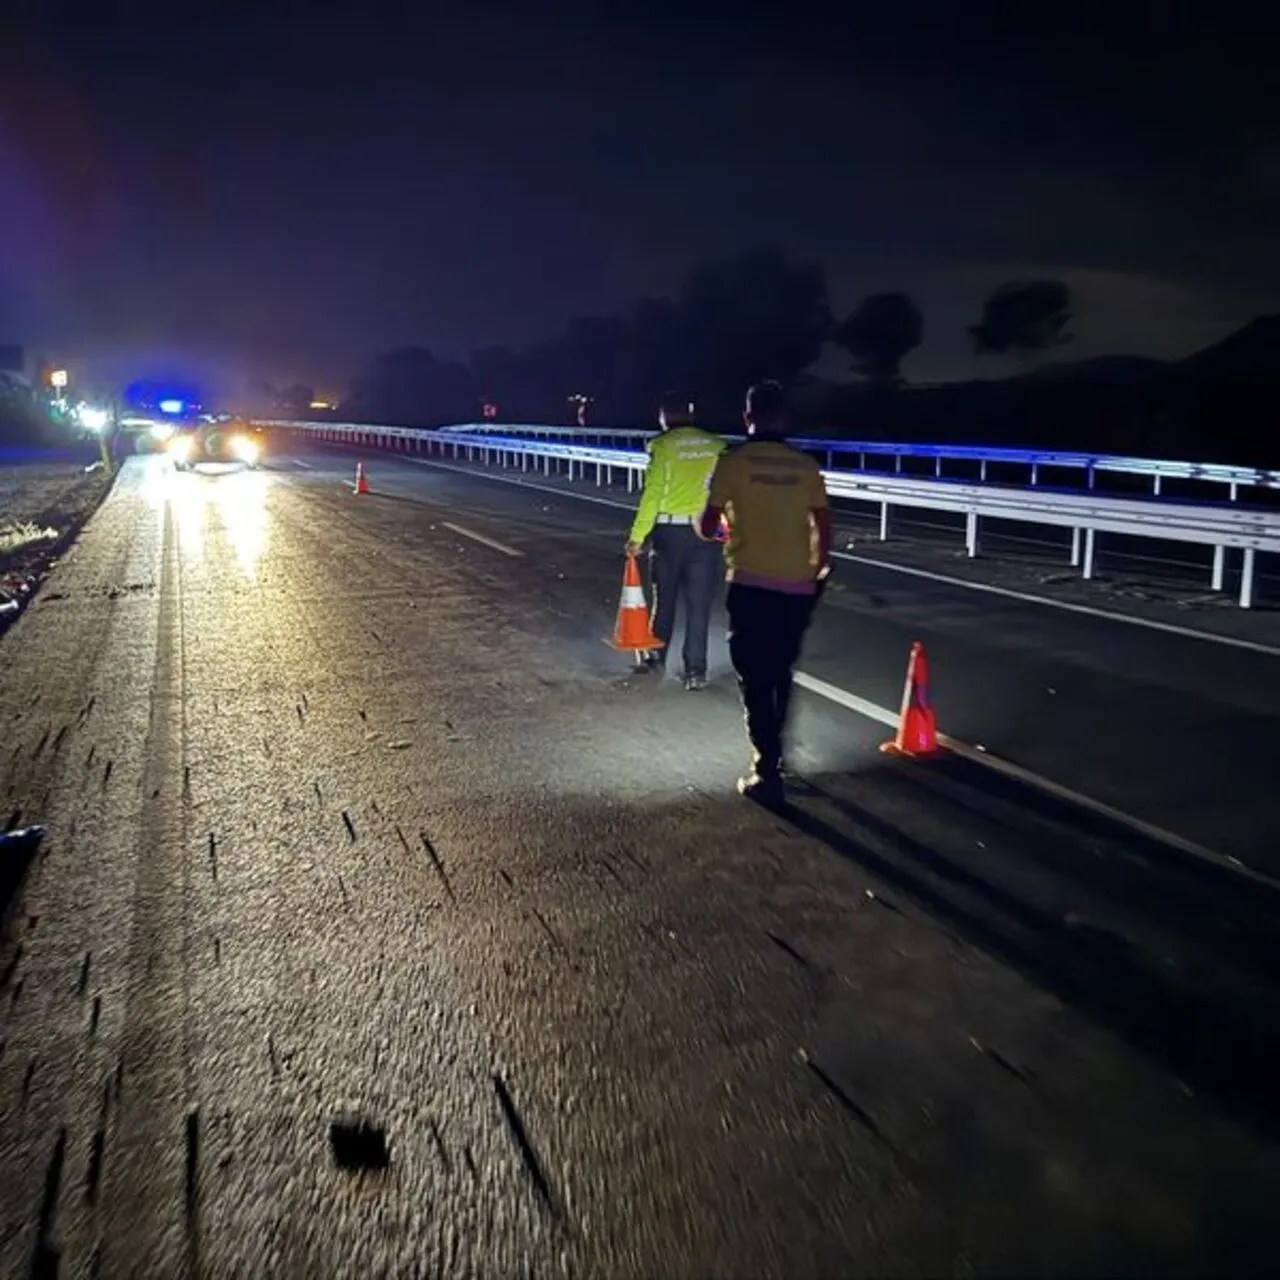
left=620, top=586, right=647, bottom=608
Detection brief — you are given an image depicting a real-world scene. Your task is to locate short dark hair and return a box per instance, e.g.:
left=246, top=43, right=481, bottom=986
left=745, top=380, right=787, bottom=430
left=658, top=392, right=695, bottom=425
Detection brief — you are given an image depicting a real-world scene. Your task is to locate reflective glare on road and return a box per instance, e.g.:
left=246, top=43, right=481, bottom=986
left=142, top=460, right=273, bottom=581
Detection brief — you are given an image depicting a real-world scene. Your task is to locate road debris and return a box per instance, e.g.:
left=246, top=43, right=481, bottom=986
left=329, top=1114, right=389, bottom=1171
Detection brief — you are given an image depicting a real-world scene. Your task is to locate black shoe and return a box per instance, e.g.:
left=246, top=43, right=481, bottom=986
left=683, top=673, right=708, bottom=691
left=635, top=653, right=664, bottom=674
left=737, top=770, right=785, bottom=806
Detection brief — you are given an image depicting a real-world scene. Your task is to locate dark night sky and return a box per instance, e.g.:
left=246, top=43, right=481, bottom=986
left=2, top=0, right=1278, bottom=396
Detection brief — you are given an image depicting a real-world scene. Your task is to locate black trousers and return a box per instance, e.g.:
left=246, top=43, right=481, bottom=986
left=726, top=583, right=816, bottom=775
left=649, top=524, right=722, bottom=677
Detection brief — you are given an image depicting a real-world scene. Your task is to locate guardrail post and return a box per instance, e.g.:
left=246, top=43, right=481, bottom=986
left=1240, top=547, right=1256, bottom=608
left=1082, top=528, right=1097, bottom=579
left=627, top=469, right=635, bottom=494
left=965, top=511, right=979, bottom=557
left=859, top=451, right=866, bottom=470
left=1211, top=544, right=1226, bottom=591
left=980, top=460, right=988, bottom=483
left=1086, top=464, right=1096, bottom=490
left=879, top=502, right=889, bottom=541
left=1070, top=527, right=1081, bottom=567
left=934, top=457, right=942, bottom=478
left=1031, top=463, right=1039, bottom=485
left=1153, top=474, right=1162, bottom=496
left=1230, top=482, right=1240, bottom=502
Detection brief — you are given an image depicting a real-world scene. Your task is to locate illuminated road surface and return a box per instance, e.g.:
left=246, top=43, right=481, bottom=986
left=1, top=451, right=1278, bottom=1277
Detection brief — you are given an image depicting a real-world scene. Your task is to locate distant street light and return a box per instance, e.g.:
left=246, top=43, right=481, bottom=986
left=50, top=368, right=68, bottom=390
left=78, top=405, right=110, bottom=432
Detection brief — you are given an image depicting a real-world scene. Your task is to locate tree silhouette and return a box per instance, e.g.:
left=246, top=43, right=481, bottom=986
left=970, top=280, right=1073, bottom=356
left=679, top=246, right=832, bottom=415
left=355, top=248, right=831, bottom=426
left=835, top=292, right=923, bottom=385
left=349, top=347, right=475, bottom=422
left=630, top=297, right=684, bottom=409
left=245, top=377, right=278, bottom=407
left=279, top=383, right=314, bottom=412
left=562, top=315, right=633, bottom=414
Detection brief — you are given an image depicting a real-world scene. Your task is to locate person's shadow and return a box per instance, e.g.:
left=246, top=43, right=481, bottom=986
left=769, top=757, right=1280, bottom=1144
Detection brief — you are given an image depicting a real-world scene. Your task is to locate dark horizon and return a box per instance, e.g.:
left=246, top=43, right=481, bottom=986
left=3, top=2, right=1279, bottom=395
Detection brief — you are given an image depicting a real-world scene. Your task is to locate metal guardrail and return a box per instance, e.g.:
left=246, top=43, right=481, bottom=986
left=267, top=420, right=1280, bottom=608
left=434, top=421, right=1280, bottom=498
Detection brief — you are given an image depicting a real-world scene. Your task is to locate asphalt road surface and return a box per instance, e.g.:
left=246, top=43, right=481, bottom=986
left=2, top=448, right=1279, bottom=1277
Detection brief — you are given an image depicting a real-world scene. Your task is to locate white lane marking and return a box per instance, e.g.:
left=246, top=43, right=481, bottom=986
left=791, top=669, right=1274, bottom=888
left=405, top=454, right=1278, bottom=656
left=793, top=671, right=898, bottom=729
left=832, top=551, right=1280, bottom=658
left=440, top=520, right=524, bottom=558
left=936, top=733, right=1279, bottom=889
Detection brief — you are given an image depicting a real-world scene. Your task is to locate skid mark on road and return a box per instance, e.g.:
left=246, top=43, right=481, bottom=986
left=420, top=831, right=456, bottom=902
left=492, top=1074, right=556, bottom=1213
left=32, top=1126, right=67, bottom=1277
left=803, top=1057, right=897, bottom=1154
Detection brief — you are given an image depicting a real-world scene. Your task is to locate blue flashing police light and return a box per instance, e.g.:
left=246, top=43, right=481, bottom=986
left=158, top=398, right=186, bottom=415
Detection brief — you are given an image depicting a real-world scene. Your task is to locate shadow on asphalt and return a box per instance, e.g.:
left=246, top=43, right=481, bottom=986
left=782, top=759, right=1280, bottom=1144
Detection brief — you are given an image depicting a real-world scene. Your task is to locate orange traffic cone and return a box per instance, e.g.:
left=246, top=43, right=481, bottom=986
left=608, top=554, right=665, bottom=654
left=354, top=462, right=371, bottom=495
left=881, top=641, right=940, bottom=758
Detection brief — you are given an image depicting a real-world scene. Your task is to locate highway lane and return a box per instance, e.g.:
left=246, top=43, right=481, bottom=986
left=341, top=424, right=1280, bottom=610
left=2, top=452, right=1279, bottom=1277
left=300, top=443, right=1280, bottom=873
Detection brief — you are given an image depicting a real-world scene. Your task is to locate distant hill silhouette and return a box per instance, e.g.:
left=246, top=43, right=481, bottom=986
left=973, top=315, right=1278, bottom=388
left=809, top=316, right=1279, bottom=467
left=1011, top=354, right=1167, bottom=384
left=1179, top=315, right=1280, bottom=382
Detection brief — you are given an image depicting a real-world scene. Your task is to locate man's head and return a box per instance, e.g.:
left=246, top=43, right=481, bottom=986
left=658, top=393, right=695, bottom=431
left=744, top=380, right=787, bottom=437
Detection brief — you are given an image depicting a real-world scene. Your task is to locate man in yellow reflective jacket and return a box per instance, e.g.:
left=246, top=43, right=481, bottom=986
left=626, top=395, right=727, bottom=689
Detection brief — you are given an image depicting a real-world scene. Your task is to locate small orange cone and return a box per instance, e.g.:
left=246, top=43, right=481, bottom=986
left=354, top=462, right=371, bottom=495
left=881, top=641, right=939, bottom=758
left=608, top=554, right=665, bottom=654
